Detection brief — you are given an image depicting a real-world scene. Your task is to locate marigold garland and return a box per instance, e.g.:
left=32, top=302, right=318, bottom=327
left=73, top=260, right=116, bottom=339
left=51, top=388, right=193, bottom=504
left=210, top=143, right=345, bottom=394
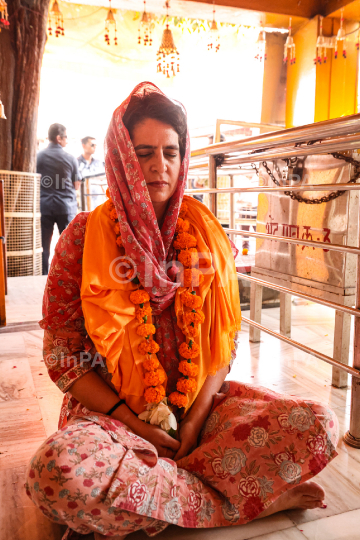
left=183, top=268, right=204, bottom=288
left=135, top=306, right=152, bottom=323
left=144, top=385, right=166, bottom=404
left=109, top=208, right=118, bottom=222
left=173, top=232, right=197, bottom=250
left=139, top=340, right=160, bottom=355
left=143, top=356, right=160, bottom=371
left=137, top=323, right=156, bottom=337
left=105, top=194, right=205, bottom=410
left=176, top=377, right=197, bottom=393
left=183, top=310, right=205, bottom=325
left=178, top=341, right=200, bottom=359
left=178, top=202, right=188, bottom=219
left=181, top=290, right=202, bottom=309
left=130, top=290, right=150, bottom=304
left=144, top=369, right=166, bottom=387
left=168, top=391, right=188, bottom=408
left=178, top=248, right=199, bottom=268
left=178, top=360, right=199, bottom=377
left=175, top=218, right=190, bottom=234
left=184, top=324, right=200, bottom=338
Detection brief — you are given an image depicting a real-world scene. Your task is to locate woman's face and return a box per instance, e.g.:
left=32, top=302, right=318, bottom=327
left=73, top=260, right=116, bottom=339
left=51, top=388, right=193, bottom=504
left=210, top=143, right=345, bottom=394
left=131, top=118, right=181, bottom=206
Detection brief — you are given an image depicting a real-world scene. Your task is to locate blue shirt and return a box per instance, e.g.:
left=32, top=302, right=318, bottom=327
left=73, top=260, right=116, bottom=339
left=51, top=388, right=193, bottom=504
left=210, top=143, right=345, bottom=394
left=77, top=155, right=106, bottom=209
left=77, top=155, right=104, bottom=179
left=37, top=143, right=79, bottom=216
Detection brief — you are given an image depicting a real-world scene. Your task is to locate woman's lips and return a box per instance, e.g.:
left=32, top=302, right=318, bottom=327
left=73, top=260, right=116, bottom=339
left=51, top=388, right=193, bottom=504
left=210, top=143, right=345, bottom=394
left=148, top=182, right=168, bottom=187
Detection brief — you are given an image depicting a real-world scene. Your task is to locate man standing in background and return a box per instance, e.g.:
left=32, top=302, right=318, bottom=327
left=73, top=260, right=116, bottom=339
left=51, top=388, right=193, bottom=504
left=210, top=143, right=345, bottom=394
left=78, top=137, right=105, bottom=209
left=37, top=123, right=80, bottom=275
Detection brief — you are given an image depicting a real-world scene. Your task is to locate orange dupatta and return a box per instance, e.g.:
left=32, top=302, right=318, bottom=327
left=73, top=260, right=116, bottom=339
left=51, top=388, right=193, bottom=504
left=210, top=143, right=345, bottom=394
left=81, top=195, right=241, bottom=415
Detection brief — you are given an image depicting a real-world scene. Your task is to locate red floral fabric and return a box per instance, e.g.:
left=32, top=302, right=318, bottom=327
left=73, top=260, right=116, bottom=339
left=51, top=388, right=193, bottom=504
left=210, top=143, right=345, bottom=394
left=26, top=382, right=338, bottom=538
left=105, top=81, right=190, bottom=314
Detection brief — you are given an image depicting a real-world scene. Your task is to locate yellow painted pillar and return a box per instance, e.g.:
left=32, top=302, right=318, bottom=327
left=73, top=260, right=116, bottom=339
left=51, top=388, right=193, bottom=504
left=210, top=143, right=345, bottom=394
left=286, top=16, right=359, bottom=127
left=314, top=18, right=333, bottom=122
left=329, top=20, right=358, bottom=118
left=285, top=18, right=318, bottom=128
left=261, top=33, right=287, bottom=126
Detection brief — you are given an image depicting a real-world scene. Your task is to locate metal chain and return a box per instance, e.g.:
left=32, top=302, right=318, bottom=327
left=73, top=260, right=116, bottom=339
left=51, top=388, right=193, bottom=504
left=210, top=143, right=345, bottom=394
left=252, top=153, right=360, bottom=204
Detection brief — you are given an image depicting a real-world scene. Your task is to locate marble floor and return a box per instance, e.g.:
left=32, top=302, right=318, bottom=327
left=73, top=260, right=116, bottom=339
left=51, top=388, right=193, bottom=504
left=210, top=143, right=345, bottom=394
left=1, top=277, right=360, bottom=540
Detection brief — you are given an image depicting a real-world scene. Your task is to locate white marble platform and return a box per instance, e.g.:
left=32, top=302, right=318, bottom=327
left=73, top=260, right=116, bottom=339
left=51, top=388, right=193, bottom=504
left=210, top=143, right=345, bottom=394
left=0, top=277, right=359, bottom=540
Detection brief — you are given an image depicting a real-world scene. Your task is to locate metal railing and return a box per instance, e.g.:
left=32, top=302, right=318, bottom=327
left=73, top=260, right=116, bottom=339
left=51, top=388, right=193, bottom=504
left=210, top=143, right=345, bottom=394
left=187, top=113, right=360, bottom=449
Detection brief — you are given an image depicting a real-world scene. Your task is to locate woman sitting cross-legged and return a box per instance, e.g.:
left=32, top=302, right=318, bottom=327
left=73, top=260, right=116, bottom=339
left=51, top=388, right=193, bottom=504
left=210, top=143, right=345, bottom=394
left=26, top=82, right=339, bottom=540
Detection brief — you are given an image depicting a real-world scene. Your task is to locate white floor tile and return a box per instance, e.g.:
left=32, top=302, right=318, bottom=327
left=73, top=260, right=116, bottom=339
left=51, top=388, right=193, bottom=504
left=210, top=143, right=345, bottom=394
left=250, top=527, right=308, bottom=540
left=130, top=514, right=294, bottom=540
left=299, top=509, right=360, bottom=540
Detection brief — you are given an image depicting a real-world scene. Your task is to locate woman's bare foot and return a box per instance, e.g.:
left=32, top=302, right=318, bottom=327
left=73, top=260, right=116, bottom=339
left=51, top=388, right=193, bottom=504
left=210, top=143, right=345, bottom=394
left=256, top=481, right=325, bottom=519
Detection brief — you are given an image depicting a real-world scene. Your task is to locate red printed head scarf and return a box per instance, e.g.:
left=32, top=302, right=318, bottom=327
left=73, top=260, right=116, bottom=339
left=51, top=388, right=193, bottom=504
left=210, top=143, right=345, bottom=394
left=105, top=82, right=190, bottom=315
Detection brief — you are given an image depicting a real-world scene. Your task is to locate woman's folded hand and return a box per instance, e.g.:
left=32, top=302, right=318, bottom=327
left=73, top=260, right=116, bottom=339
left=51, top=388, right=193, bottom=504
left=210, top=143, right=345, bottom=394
left=138, top=422, right=181, bottom=459
left=174, top=418, right=200, bottom=461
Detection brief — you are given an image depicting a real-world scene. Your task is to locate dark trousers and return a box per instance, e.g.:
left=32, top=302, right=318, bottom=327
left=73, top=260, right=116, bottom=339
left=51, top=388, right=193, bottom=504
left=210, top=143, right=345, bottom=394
left=41, top=214, right=75, bottom=275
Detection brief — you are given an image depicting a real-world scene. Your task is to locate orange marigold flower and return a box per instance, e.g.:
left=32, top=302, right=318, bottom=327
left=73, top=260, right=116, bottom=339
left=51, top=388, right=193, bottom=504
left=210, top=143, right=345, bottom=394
left=144, top=385, right=166, bottom=404
left=183, top=310, right=205, bottom=325
left=181, top=290, right=202, bottom=309
left=178, top=360, right=199, bottom=377
left=135, top=306, right=152, bottom=323
left=182, top=268, right=204, bottom=288
left=139, top=340, right=160, bottom=355
left=114, top=222, right=121, bottom=235
left=179, top=341, right=200, bottom=359
left=105, top=199, right=114, bottom=211
left=179, top=202, right=188, bottom=219
left=143, top=356, right=160, bottom=370
left=106, top=187, right=111, bottom=198
left=184, top=324, right=200, bottom=338
left=130, top=290, right=150, bottom=304
left=169, top=391, right=188, bottom=408
left=144, top=369, right=166, bottom=387
left=178, top=248, right=199, bottom=268
left=137, top=323, right=156, bottom=337
left=175, top=218, right=190, bottom=234
left=109, top=208, right=118, bottom=222
left=173, top=232, right=197, bottom=250
left=176, top=377, right=197, bottom=394
left=116, top=235, right=123, bottom=248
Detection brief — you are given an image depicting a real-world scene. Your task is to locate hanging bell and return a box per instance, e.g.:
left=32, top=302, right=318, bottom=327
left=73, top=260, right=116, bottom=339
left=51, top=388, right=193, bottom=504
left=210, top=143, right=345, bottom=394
left=0, top=98, right=6, bottom=120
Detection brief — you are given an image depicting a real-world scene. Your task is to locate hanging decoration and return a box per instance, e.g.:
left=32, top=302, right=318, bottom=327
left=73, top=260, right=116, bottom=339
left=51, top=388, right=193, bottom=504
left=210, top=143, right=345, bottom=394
left=156, top=1, right=180, bottom=78
left=284, top=17, right=296, bottom=64
left=207, top=5, right=220, bottom=52
left=0, top=0, right=9, bottom=30
left=335, top=8, right=346, bottom=58
left=315, top=16, right=327, bottom=64
left=0, top=94, right=6, bottom=120
left=105, top=0, right=118, bottom=46
left=255, top=21, right=266, bottom=61
left=138, top=0, right=152, bottom=46
left=48, top=0, right=64, bottom=38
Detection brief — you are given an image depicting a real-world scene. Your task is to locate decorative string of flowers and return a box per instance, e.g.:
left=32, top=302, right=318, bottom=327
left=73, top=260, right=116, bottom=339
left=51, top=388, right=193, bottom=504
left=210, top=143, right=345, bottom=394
left=105, top=192, right=204, bottom=411
left=168, top=201, right=204, bottom=408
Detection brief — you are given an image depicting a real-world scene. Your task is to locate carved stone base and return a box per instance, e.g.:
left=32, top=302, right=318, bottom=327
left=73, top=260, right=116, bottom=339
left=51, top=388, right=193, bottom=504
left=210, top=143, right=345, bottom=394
left=344, top=431, right=360, bottom=448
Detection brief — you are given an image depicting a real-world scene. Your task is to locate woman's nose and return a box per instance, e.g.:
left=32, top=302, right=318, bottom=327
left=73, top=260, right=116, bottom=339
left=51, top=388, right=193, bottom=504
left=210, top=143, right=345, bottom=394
left=151, top=152, right=167, bottom=173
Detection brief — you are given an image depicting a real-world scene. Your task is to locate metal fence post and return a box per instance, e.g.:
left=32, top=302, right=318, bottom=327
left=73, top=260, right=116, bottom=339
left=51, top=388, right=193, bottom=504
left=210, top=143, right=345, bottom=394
left=344, top=247, right=360, bottom=447
left=209, top=155, right=217, bottom=217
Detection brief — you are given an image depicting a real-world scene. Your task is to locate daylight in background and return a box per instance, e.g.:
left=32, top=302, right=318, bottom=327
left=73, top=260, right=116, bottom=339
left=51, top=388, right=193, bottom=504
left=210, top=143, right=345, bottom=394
left=37, top=5, right=265, bottom=159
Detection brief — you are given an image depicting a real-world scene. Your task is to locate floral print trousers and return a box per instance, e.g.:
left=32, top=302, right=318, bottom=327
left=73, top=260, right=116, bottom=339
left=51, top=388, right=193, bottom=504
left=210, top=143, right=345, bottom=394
left=25, top=382, right=339, bottom=538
